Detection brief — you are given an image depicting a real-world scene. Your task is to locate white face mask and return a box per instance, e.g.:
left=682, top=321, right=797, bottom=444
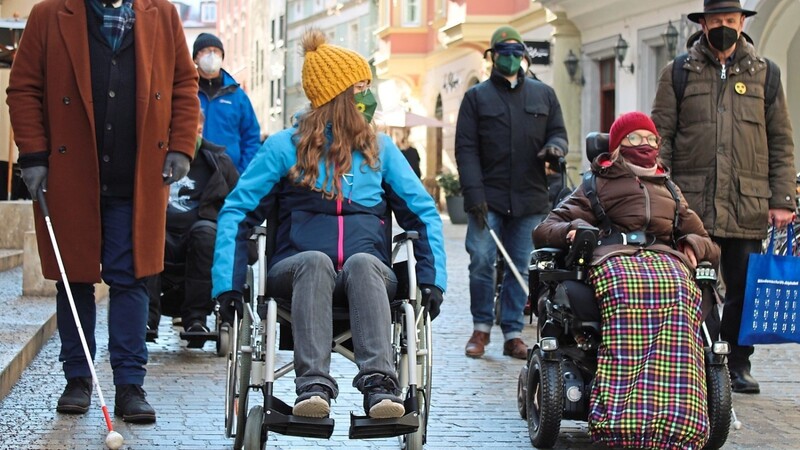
left=198, top=52, right=222, bottom=75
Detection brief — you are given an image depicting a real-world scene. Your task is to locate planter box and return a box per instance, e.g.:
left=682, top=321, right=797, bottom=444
left=445, top=195, right=469, bottom=225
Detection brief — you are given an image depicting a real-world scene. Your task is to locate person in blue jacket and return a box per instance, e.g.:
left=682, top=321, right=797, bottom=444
left=211, top=29, right=447, bottom=421
left=193, top=33, right=261, bottom=173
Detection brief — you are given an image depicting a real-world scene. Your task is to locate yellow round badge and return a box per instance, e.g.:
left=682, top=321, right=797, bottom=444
left=735, top=82, right=747, bottom=95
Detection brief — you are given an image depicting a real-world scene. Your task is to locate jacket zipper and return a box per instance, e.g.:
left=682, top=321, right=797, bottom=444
left=720, top=63, right=727, bottom=80
left=636, top=176, right=652, bottom=230
left=336, top=197, right=344, bottom=271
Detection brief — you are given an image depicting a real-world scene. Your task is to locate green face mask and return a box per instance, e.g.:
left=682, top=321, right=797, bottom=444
left=354, top=89, right=378, bottom=124
left=495, top=54, right=522, bottom=76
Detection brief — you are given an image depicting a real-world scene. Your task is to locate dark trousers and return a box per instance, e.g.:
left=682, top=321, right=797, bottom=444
left=713, top=236, right=762, bottom=369
left=148, top=220, right=216, bottom=328
left=57, top=196, right=148, bottom=386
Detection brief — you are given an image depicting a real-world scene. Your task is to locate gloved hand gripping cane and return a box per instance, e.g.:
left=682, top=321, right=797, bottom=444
left=36, top=190, right=124, bottom=450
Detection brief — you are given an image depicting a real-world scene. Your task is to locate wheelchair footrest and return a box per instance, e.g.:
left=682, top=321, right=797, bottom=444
left=178, top=331, right=218, bottom=348
left=348, top=411, right=419, bottom=439
left=262, top=395, right=335, bottom=439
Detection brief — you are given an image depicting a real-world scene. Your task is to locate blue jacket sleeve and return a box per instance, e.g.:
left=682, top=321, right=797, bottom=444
left=379, top=134, right=447, bottom=292
left=237, top=93, right=262, bottom=173
left=212, top=135, right=291, bottom=297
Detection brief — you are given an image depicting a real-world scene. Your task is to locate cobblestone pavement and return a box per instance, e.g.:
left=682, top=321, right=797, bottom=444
left=1, top=221, right=799, bottom=449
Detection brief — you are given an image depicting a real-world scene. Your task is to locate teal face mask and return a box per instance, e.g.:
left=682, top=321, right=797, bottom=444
left=354, top=89, right=378, bottom=123
left=495, top=54, right=522, bottom=76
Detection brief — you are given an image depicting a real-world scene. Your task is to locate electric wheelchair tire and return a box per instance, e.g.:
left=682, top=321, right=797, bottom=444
left=233, top=305, right=253, bottom=450
left=526, top=350, right=563, bottom=449
left=703, top=364, right=732, bottom=450
left=517, top=364, right=528, bottom=419
left=243, top=405, right=266, bottom=450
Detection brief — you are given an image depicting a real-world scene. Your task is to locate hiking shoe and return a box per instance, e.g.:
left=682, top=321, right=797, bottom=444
left=57, top=377, right=92, bottom=414
left=184, top=321, right=209, bottom=334
left=358, top=375, right=405, bottom=419
left=292, top=384, right=333, bottom=418
left=115, top=384, right=156, bottom=423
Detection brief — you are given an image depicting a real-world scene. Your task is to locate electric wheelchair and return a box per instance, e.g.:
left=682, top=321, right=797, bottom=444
left=223, top=222, right=432, bottom=450
left=516, top=133, right=733, bottom=449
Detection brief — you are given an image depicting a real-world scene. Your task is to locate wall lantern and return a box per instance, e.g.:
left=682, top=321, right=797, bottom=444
left=662, top=20, right=679, bottom=58
left=563, top=49, right=584, bottom=85
left=614, top=34, right=634, bottom=74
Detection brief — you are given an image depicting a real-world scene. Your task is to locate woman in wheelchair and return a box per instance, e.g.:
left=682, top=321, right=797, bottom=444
left=532, top=112, right=720, bottom=449
left=211, top=29, right=446, bottom=422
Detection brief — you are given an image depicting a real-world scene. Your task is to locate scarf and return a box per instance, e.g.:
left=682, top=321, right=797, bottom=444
left=88, top=0, right=136, bottom=53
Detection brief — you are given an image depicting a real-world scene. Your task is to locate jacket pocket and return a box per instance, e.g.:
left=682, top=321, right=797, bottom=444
left=737, top=173, right=771, bottom=230
left=672, top=174, right=707, bottom=219
left=680, top=82, right=713, bottom=125
left=288, top=210, right=337, bottom=257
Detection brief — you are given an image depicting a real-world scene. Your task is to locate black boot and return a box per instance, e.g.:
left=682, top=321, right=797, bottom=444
left=729, top=366, right=760, bottom=394
left=57, top=377, right=92, bottom=414
left=115, top=384, right=157, bottom=423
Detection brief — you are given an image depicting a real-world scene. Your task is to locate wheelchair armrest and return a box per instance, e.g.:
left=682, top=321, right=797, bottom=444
left=564, top=226, right=599, bottom=269
left=249, top=225, right=267, bottom=239
left=695, top=261, right=717, bottom=286
left=393, top=231, right=419, bottom=242
left=532, top=248, right=564, bottom=259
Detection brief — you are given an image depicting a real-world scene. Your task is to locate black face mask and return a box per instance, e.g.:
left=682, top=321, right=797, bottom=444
left=707, top=26, right=739, bottom=52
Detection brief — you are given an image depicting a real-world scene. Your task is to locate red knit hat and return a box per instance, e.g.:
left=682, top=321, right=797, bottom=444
left=608, top=111, right=659, bottom=151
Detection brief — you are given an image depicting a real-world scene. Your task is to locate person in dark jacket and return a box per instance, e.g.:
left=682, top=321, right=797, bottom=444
left=212, top=29, right=446, bottom=421
left=534, top=111, right=719, bottom=449
left=193, top=33, right=262, bottom=173
left=651, top=0, right=796, bottom=394
left=147, top=112, right=239, bottom=340
left=398, top=135, right=422, bottom=178
left=455, top=25, right=568, bottom=360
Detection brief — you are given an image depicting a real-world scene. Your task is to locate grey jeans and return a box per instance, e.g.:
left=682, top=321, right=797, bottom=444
left=266, top=251, right=398, bottom=398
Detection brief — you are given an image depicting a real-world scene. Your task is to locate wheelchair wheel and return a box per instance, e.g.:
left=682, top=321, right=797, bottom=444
left=703, top=364, right=732, bottom=450
left=526, top=350, right=563, bottom=449
left=217, top=321, right=231, bottom=358
left=233, top=308, right=253, bottom=450
left=224, top=320, right=238, bottom=438
left=517, top=364, right=528, bottom=419
left=243, top=405, right=266, bottom=450
left=398, top=307, right=432, bottom=450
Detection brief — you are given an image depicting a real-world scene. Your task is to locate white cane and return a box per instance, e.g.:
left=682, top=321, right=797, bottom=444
left=488, top=227, right=529, bottom=297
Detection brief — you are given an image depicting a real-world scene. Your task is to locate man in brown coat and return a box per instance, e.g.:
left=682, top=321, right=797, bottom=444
left=651, top=0, right=796, bottom=394
left=7, top=0, right=199, bottom=423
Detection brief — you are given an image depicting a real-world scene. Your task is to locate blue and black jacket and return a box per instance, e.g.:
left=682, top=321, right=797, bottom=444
left=199, top=69, right=262, bottom=173
left=212, top=125, right=447, bottom=298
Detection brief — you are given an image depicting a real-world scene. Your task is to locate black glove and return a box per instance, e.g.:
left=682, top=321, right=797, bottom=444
left=216, top=291, right=243, bottom=324
left=420, top=284, right=443, bottom=321
left=162, top=152, right=191, bottom=185
left=467, top=202, right=488, bottom=230
left=21, top=166, right=48, bottom=199
left=537, top=145, right=565, bottom=165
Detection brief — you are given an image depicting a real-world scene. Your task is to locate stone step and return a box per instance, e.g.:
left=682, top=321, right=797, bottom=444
left=0, top=249, right=23, bottom=272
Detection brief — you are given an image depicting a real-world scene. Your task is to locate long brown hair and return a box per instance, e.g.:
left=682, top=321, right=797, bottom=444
left=288, top=86, right=379, bottom=199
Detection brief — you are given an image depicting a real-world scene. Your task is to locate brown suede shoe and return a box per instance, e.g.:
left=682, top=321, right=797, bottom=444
left=503, top=338, right=528, bottom=360
left=465, top=331, right=490, bottom=358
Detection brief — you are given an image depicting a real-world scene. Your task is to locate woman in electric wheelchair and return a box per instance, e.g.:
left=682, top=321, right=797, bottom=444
left=211, top=28, right=446, bottom=428
left=531, top=112, right=721, bottom=449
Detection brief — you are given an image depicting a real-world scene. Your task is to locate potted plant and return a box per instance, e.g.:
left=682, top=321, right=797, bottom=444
left=436, top=172, right=469, bottom=224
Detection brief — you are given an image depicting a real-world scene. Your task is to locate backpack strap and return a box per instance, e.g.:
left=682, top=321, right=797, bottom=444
left=672, top=53, right=691, bottom=110
left=581, top=172, right=614, bottom=235
left=764, top=58, right=780, bottom=108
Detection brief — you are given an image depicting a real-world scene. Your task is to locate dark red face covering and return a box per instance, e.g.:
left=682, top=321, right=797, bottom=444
left=619, top=144, right=659, bottom=168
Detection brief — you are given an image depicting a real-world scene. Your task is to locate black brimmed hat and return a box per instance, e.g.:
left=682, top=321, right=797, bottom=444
left=688, top=0, right=757, bottom=23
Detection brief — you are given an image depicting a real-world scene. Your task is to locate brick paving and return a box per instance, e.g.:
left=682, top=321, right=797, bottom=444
left=0, top=219, right=799, bottom=449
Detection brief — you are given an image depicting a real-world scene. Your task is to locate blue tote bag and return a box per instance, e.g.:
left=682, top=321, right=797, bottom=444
left=739, top=225, right=800, bottom=345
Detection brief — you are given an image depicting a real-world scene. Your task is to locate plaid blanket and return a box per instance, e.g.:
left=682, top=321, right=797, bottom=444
left=588, top=251, right=709, bottom=450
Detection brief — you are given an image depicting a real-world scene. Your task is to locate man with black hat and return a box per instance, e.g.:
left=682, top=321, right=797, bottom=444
left=455, top=26, right=568, bottom=360
left=193, top=33, right=262, bottom=174
left=652, top=0, right=796, bottom=394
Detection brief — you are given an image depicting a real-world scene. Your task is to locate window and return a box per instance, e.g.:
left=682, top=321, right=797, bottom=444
left=349, top=23, right=359, bottom=51
left=599, top=58, right=616, bottom=133
left=402, top=0, right=421, bottom=27
left=200, top=1, right=217, bottom=24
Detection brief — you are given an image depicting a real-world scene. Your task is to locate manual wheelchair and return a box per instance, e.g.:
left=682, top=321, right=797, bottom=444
left=223, top=224, right=432, bottom=450
left=516, top=133, right=734, bottom=449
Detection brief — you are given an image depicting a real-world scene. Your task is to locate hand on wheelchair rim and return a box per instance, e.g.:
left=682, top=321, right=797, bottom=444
left=420, top=284, right=443, bottom=321
left=216, top=291, right=243, bottom=324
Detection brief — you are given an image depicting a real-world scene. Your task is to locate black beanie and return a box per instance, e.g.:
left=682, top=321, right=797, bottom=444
left=193, top=33, right=225, bottom=60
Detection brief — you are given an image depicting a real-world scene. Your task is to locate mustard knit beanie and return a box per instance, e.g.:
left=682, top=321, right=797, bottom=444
left=301, top=29, right=373, bottom=108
